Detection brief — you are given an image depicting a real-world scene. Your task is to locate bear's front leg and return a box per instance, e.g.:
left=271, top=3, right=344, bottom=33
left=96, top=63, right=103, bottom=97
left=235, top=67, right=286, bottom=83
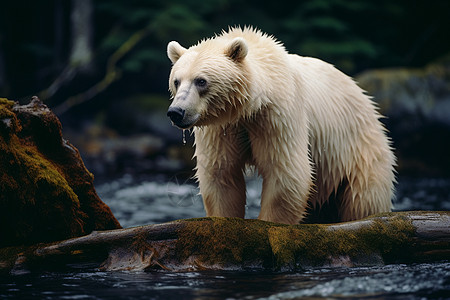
left=194, top=126, right=249, bottom=218
left=249, top=115, right=313, bottom=224
left=258, top=165, right=312, bottom=224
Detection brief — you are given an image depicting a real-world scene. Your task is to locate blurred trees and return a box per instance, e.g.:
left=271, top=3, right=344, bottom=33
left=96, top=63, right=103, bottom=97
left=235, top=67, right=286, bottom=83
left=0, top=0, right=449, bottom=114
left=42, top=0, right=94, bottom=101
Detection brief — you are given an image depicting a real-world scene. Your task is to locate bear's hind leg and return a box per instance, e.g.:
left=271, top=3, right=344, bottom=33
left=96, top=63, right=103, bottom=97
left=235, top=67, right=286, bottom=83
left=338, top=156, right=395, bottom=222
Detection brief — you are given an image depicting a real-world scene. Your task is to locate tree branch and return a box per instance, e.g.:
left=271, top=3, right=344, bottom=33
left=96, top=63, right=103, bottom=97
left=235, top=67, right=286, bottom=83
left=51, top=26, right=151, bottom=115
left=38, top=25, right=151, bottom=115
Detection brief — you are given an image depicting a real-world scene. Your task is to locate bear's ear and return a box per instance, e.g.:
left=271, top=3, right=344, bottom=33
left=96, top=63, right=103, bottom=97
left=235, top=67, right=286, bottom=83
left=225, top=37, right=248, bottom=62
left=167, top=41, right=187, bottom=64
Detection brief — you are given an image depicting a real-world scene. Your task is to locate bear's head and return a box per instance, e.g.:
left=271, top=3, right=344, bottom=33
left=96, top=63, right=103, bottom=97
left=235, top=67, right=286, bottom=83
left=167, top=37, right=251, bottom=129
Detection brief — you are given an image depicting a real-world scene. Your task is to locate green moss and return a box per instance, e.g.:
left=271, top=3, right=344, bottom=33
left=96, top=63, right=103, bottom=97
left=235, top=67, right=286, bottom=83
left=268, top=225, right=330, bottom=268
left=268, top=214, right=415, bottom=268
left=0, top=98, right=14, bottom=110
left=174, top=215, right=416, bottom=270
left=0, top=100, right=85, bottom=246
left=11, top=135, right=80, bottom=206
left=0, top=99, right=20, bottom=135
left=0, top=97, right=120, bottom=247
left=0, top=133, right=85, bottom=243
left=175, top=217, right=285, bottom=269
left=356, top=214, right=416, bottom=261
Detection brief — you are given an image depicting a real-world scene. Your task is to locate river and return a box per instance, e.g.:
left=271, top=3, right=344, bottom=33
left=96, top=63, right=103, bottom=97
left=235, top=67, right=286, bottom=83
left=1, top=175, right=449, bottom=299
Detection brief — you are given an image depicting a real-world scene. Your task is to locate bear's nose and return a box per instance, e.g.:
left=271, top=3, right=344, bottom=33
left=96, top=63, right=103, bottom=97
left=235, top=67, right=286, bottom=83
left=167, top=107, right=185, bottom=124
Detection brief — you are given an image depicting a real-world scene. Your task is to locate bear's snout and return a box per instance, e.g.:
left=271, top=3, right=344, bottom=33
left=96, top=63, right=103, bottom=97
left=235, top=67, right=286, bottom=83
left=167, top=106, right=185, bottom=125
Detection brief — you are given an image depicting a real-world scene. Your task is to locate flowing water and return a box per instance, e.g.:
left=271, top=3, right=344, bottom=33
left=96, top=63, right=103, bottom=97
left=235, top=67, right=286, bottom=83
left=1, top=175, right=449, bottom=299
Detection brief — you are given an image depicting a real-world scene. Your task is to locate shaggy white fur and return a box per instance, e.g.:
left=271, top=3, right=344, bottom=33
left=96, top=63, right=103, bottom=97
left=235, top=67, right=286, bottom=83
left=167, top=27, right=396, bottom=224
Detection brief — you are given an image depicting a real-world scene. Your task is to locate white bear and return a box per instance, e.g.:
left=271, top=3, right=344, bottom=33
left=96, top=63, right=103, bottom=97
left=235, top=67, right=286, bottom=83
left=167, top=27, right=396, bottom=224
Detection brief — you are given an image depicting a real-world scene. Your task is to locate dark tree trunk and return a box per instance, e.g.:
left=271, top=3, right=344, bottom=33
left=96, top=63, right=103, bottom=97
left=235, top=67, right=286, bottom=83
left=53, top=0, right=65, bottom=69
left=0, top=33, right=6, bottom=93
left=70, top=0, right=93, bottom=73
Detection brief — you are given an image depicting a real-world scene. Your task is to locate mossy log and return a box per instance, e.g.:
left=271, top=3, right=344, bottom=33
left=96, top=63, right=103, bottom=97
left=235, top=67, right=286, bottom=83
left=0, top=211, right=448, bottom=274
left=0, top=97, right=121, bottom=248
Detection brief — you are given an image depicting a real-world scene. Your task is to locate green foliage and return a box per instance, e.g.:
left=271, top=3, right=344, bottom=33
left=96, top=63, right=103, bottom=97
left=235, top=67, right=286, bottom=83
left=95, top=0, right=211, bottom=75
left=278, top=0, right=387, bottom=72
left=92, top=0, right=415, bottom=75
left=1, top=0, right=450, bottom=102
left=150, top=4, right=206, bottom=41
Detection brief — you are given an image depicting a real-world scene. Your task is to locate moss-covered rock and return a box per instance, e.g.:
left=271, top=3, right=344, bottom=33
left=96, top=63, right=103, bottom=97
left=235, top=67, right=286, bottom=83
left=0, top=96, right=121, bottom=248
left=357, top=60, right=450, bottom=120
left=356, top=59, right=450, bottom=175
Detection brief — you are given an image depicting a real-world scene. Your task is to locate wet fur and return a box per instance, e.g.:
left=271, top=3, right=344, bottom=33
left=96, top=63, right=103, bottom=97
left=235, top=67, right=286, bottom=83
left=167, top=27, right=396, bottom=224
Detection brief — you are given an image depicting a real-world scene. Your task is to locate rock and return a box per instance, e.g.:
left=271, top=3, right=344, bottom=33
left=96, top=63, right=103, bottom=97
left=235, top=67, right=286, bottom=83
left=0, top=97, right=121, bottom=248
left=0, top=212, right=448, bottom=274
left=356, top=58, right=450, bottom=175
left=61, top=93, right=196, bottom=178
left=66, top=123, right=168, bottom=178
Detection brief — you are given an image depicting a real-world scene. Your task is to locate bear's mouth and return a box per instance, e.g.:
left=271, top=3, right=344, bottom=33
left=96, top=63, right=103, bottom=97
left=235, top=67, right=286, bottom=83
left=167, top=107, right=200, bottom=129
left=172, top=121, right=194, bottom=129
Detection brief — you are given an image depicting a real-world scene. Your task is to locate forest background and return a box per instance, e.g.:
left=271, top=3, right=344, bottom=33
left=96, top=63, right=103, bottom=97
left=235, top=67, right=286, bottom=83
left=1, top=0, right=449, bottom=178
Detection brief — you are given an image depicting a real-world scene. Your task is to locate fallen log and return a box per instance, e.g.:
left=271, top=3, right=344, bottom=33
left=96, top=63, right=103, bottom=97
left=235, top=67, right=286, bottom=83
left=1, top=211, right=448, bottom=274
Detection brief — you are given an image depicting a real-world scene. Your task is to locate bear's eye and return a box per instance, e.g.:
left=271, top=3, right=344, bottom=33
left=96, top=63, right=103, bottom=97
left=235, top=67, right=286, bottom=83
left=195, top=78, right=207, bottom=88
left=174, top=79, right=180, bottom=89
